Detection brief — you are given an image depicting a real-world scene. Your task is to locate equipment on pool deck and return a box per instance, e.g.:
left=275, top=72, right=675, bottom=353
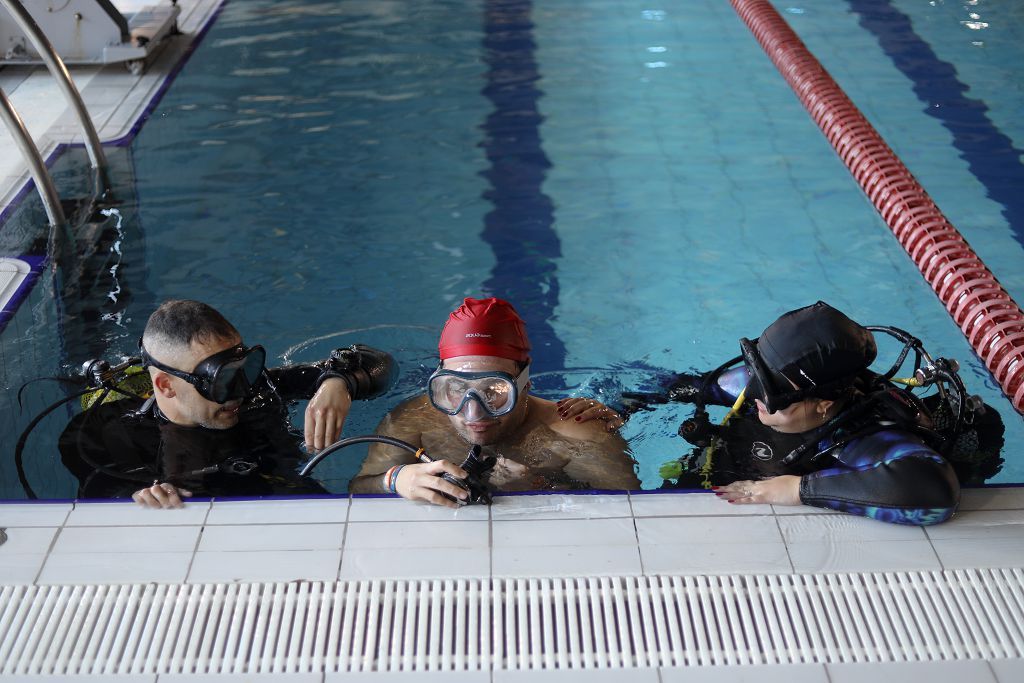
left=0, top=0, right=181, bottom=74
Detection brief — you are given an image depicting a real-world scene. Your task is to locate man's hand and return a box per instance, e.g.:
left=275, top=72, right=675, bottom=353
left=394, top=460, right=469, bottom=509
left=132, top=482, right=193, bottom=509
left=556, top=397, right=624, bottom=431
left=305, top=378, right=352, bottom=452
left=714, top=476, right=801, bottom=506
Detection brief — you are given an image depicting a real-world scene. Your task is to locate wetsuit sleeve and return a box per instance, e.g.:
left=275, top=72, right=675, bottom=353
left=798, top=430, right=960, bottom=526
left=664, top=366, right=748, bottom=406
left=624, top=366, right=748, bottom=412
left=266, top=344, right=397, bottom=401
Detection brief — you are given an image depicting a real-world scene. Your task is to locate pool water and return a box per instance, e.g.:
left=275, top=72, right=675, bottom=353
left=1, top=0, right=1022, bottom=499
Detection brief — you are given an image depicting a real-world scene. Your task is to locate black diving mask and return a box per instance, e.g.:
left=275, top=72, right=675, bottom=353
left=140, top=340, right=266, bottom=404
left=740, top=337, right=816, bottom=414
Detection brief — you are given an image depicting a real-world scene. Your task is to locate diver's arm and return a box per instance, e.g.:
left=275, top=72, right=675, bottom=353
left=556, top=418, right=641, bottom=490
left=567, top=438, right=641, bottom=490
left=268, top=344, right=398, bottom=401
left=348, top=397, right=425, bottom=493
left=798, top=434, right=960, bottom=526
left=349, top=404, right=468, bottom=505
left=304, top=378, right=352, bottom=452
left=624, top=366, right=748, bottom=411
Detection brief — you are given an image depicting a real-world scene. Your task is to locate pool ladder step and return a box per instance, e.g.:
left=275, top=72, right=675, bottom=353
left=1, top=569, right=1023, bottom=675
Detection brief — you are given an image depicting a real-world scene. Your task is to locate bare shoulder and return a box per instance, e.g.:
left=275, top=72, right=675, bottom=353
left=378, top=393, right=434, bottom=430
left=364, top=394, right=435, bottom=464
left=535, top=396, right=622, bottom=444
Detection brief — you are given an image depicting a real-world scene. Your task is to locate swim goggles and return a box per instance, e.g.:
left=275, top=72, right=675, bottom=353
left=427, top=364, right=530, bottom=417
left=139, top=341, right=266, bottom=404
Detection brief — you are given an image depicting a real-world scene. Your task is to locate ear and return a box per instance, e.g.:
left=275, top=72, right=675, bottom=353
left=151, top=371, right=176, bottom=399
left=814, top=398, right=835, bottom=417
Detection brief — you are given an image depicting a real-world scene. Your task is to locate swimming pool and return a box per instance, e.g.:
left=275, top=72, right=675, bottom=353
left=1, top=0, right=1022, bottom=499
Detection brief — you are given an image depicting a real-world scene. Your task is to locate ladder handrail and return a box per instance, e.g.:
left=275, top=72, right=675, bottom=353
left=0, top=0, right=109, bottom=192
left=0, top=87, right=66, bottom=228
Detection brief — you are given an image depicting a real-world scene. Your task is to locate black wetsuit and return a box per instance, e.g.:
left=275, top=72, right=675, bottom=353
left=661, top=367, right=1001, bottom=526
left=59, top=345, right=396, bottom=499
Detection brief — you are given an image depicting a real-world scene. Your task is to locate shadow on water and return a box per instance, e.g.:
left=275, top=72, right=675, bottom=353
left=1, top=146, right=155, bottom=499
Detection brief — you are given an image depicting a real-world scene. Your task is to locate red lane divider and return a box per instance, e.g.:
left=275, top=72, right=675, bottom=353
left=730, top=0, right=1024, bottom=414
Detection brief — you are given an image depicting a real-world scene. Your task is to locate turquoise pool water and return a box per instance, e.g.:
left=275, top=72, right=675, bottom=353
left=1, top=0, right=1022, bottom=498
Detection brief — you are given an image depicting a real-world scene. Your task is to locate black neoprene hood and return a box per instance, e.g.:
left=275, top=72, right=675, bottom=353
left=757, top=301, right=877, bottom=391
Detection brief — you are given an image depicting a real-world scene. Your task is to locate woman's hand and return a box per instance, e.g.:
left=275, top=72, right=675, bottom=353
left=556, top=397, right=624, bottom=431
left=132, top=482, right=193, bottom=509
left=714, top=475, right=801, bottom=506
left=393, top=460, right=469, bottom=508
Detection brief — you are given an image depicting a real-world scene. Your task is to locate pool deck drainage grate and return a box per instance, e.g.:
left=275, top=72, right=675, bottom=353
left=1, top=569, right=1022, bottom=675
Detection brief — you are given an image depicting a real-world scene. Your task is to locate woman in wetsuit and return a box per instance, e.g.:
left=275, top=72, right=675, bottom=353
left=584, top=302, right=1001, bottom=526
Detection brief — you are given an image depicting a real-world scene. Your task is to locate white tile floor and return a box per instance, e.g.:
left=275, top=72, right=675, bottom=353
left=4, top=490, right=1024, bottom=587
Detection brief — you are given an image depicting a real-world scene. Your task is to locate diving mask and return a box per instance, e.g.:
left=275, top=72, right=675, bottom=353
left=140, top=340, right=266, bottom=404
left=740, top=337, right=815, bottom=414
left=428, top=363, right=530, bottom=417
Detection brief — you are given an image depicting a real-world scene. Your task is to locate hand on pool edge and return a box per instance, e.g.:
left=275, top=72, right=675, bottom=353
left=394, top=460, right=469, bottom=509
left=132, top=482, right=193, bottom=509
left=556, top=397, right=624, bottom=431
left=714, top=476, right=801, bottom=506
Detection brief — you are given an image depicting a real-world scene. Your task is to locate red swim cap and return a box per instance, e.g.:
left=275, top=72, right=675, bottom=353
left=439, top=297, right=531, bottom=362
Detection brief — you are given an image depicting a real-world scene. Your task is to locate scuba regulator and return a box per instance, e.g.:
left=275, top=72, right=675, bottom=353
left=300, top=435, right=497, bottom=506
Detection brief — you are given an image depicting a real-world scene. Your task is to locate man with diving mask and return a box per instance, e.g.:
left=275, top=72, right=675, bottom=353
left=349, top=297, right=640, bottom=506
left=58, top=299, right=396, bottom=507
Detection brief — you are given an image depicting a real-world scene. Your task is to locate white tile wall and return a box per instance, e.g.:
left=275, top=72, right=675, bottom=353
left=661, top=664, right=829, bottom=682
left=991, top=659, right=1024, bottom=683
left=492, top=543, right=643, bottom=577
left=786, top=539, right=941, bottom=573
left=0, top=503, right=72, bottom=527
left=490, top=493, right=632, bottom=519
left=0, top=553, right=46, bottom=584
left=339, top=547, right=490, bottom=580
left=636, top=515, right=783, bottom=545
left=348, top=496, right=488, bottom=522
left=825, top=660, right=999, bottom=683
left=345, top=521, right=488, bottom=550
left=777, top=514, right=928, bottom=543
left=198, top=523, right=345, bottom=552
left=631, top=491, right=771, bottom=516
left=493, top=517, right=637, bottom=547
left=925, top=509, right=1024, bottom=540
left=640, top=541, right=792, bottom=575
left=498, top=669, right=660, bottom=682
left=65, top=500, right=210, bottom=526
left=0, top=526, right=58, bottom=554
left=327, top=673, right=489, bottom=682
left=188, top=549, right=342, bottom=583
left=931, top=537, right=1024, bottom=569
left=52, top=525, right=200, bottom=554
left=37, top=551, right=193, bottom=584
left=205, top=498, right=347, bottom=525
